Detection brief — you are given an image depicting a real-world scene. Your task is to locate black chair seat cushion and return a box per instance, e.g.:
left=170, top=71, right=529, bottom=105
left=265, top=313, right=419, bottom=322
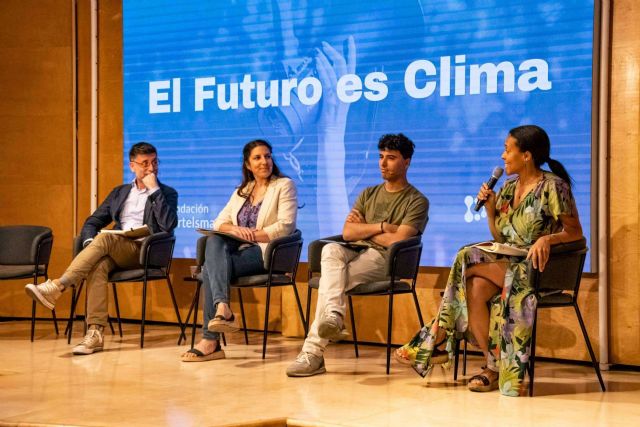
left=109, top=268, right=167, bottom=282
left=538, top=292, right=573, bottom=305
left=0, top=264, right=46, bottom=279
left=346, top=280, right=411, bottom=295
left=232, top=273, right=292, bottom=287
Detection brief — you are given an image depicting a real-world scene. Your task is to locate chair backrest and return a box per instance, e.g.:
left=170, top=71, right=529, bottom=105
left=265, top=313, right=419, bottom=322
left=140, top=232, right=176, bottom=269
left=72, top=235, right=84, bottom=258
left=0, top=225, right=53, bottom=265
left=307, top=234, right=343, bottom=274
left=196, top=236, right=207, bottom=267
left=264, top=229, right=303, bottom=273
left=527, top=237, right=588, bottom=293
left=386, top=235, right=423, bottom=280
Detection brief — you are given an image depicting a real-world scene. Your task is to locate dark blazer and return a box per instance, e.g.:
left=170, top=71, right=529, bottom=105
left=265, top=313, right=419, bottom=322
left=80, top=181, right=178, bottom=243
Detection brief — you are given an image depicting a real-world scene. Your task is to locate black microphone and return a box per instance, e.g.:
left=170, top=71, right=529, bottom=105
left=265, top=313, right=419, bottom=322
left=474, top=166, right=504, bottom=211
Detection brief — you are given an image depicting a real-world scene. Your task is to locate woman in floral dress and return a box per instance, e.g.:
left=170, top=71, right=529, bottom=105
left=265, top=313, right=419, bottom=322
left=395, top=125, right=584, bottom=396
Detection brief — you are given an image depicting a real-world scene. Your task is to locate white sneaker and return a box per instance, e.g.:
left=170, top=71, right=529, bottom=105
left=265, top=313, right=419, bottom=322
left=286, top=352, right=326, bottom=377
left=73, top=328, right=104, bottom=355
left=25, top=279, right=62, bottom=310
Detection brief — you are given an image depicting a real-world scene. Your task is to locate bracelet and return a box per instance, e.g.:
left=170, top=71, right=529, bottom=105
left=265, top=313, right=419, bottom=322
left=380, top=220, right=384, bottom=233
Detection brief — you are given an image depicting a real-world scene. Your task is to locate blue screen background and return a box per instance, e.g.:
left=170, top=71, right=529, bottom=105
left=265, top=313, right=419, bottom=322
left=123, top=0, right=594, bottom=268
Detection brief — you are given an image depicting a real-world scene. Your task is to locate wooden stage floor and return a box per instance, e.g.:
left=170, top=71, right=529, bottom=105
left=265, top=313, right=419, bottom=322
left=0, top=321, right=639, bottom=426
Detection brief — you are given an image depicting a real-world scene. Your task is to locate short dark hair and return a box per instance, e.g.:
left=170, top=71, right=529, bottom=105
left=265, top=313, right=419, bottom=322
left=377, top=133, right=415, bottom=159
left=129, top=142, right=157, bottom=161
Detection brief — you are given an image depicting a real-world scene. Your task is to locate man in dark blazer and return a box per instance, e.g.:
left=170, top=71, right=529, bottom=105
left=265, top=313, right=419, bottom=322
left=26, top=142, right=178, bottom=355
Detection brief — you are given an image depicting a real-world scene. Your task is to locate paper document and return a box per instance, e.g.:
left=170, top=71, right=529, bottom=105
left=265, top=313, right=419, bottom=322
left=100, top=225, right=151, bottom=239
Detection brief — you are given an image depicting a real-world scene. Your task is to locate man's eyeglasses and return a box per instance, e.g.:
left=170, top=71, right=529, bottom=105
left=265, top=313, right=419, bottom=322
left=131, top=159, right=159, bottom=168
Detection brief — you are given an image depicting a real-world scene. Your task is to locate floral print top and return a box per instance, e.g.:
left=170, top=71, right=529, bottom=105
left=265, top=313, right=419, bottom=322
left=494, top=171, right=576, bottom=248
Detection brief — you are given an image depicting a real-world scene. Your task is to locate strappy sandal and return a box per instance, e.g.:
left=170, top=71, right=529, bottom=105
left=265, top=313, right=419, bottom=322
left=181, top=343, right=225, bottom=362
left=468, top=367, right=499, bottom=392
left=429, top=337, right=450, bottom=365
left=207, top=313, right=240, bottom=333
left=394, top=338, right=449, bottom=366
left=393, top=347, right=413, bottom=366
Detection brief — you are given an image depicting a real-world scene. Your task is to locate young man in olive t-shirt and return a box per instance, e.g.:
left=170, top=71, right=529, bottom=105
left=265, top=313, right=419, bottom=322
left=287, top=133, right=429, bottom=377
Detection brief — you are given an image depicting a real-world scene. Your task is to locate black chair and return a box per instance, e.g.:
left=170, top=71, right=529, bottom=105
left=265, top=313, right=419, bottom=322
left=67, top=232, right=185, bottom=348
left=229, top=229, right=305, bottom=359
left=306, top=235, right=425, bottom=374
left=454, top=237, right=606, bottom=396
left=0, top=225, right=57, bottom=341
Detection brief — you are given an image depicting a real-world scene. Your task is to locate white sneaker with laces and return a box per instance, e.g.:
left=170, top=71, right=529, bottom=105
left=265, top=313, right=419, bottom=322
left=25, top=279, right=62, bottom=310
left=286, top=352, right=326, bottom=377
left=73, top=328, right=104, bottom=355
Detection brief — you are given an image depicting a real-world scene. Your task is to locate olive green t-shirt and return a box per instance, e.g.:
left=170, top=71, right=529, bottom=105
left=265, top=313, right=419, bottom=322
left=352, top=183, right=429, bottom=252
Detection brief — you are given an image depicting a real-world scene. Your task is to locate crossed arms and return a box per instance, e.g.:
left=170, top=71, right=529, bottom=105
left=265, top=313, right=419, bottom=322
left=342, top=209, right=418, bottom=248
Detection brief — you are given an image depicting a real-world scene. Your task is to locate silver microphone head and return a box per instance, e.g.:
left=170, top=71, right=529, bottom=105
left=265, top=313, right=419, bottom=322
left=492, top=166, right=504, bottom=179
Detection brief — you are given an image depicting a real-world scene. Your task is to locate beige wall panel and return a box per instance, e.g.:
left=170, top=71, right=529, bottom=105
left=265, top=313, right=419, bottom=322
left=609, top=0, right=640, bottom=366
left=0, top=0, right=73, bottom=326
left=76, top=0, right=93, bottom=233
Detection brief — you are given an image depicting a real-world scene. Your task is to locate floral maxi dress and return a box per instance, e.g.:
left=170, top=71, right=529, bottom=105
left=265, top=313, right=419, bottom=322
left=398, top=172, right=577, bottom=396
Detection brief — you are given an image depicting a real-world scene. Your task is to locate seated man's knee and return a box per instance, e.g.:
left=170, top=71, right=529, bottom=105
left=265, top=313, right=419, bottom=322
left=91, top=232, right=116, bottom=246
left=321, top=243, right=349, bottom=263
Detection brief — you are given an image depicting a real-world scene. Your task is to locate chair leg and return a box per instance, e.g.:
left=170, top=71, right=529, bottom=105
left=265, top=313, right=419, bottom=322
left=386, top=293, right=394, bottom=375
left=262, top=285, right=272, bottom=359
left=51, top=309, right=59, bottom=335
left=179, top=288, right=195, bottom=346
left=348, top=295, right=358, bottom=358
left=291, top=283, right=306, bottom=336
left=574, top=304, right=606, bottom=392
left=66, top=282, right=83, bottom=342
left=66, top=287, right=78, bottom=344
left=140, top=279, right=148, bottom=348
left=30, top=300, right=37, bottom=342
left=29, top=273, right=39, bottom=342
left=111, top=283, right=123, bottom=338
left=166, top=276, right=186, bottom=343
left=411, top=288, right=424, bottom=327
left=191, top=282, right=201, bottom=349
left=64, top=286, right=75, bottom=337
left=462, top=339, right=468, bottom=376
left=237, top=288, right=249, bottom=345
left=529, top=310, right=539, bottom=397
left=305, top=286, right=313, bottom=338
left=454, top=338, right=460, bottom=381
left=107, top=316, right=116, bottom=335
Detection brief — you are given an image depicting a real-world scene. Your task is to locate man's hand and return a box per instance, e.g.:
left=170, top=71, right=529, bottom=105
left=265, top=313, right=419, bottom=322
left=346, top=209, right=365, bottom=223
left=141, top=173, right=159, bottom=191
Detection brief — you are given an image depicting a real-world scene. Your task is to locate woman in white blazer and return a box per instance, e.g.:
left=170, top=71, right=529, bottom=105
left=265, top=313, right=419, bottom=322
left=182, top=139, right=297, bottom=362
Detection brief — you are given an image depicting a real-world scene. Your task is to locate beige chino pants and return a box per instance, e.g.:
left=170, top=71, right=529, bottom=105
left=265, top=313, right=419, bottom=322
left=302, top=243, right=388, bottom=356
left=60, top=233, right=142, bottom=326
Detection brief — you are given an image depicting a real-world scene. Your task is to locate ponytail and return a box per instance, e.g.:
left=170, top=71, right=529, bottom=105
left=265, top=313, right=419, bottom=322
left=546, top=158, right=573, bottom=188
left=509, top=125, right=573, bottom=189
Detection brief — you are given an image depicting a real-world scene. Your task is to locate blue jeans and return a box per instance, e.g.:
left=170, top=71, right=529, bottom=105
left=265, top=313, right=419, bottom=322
left=201, top=235, right=265, bottom=340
